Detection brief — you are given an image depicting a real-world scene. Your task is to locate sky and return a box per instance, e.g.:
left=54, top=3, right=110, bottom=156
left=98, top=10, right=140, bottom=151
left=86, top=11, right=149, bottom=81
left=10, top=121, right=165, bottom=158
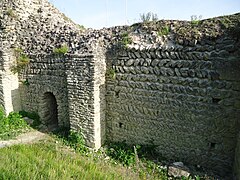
left=49, top=0, right=240, bottom=29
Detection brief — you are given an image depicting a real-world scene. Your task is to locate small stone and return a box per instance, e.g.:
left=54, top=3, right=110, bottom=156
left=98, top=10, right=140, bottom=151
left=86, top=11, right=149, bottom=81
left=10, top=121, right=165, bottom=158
left=168, top=165, right=190, bottom=178
left=23, top=117, right=34, bottom=125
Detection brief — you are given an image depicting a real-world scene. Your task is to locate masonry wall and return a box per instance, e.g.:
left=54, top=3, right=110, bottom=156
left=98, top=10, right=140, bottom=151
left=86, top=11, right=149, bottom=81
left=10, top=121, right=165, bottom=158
left=0, top=49, right=21, bottom=114
left=20, top=55, right=69, bottom=127
left=1, top=0, right=240, bottom=177
left=106, top=34, right=240, bottom=176
left=235, top=132, right=240, bottom=179
left=65, top=54, right=97, bottom=147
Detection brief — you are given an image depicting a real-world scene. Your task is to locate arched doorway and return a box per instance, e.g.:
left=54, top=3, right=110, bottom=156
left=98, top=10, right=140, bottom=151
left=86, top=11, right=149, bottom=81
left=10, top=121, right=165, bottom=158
left=39, top=92, right=58, bottom=130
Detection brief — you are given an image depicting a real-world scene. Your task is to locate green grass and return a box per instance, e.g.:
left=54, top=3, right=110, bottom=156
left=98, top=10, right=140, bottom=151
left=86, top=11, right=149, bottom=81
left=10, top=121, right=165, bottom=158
left=120, top=32, right=133, bottom=47
left=0, top=139, right=141, bottom=180
left=53, top=45, right=68, bottom=55
left=158, top=25, right=170, bottom=36
left=0, top=108, right=30, bottom=140
left=11, top=48, right=30, bottom=74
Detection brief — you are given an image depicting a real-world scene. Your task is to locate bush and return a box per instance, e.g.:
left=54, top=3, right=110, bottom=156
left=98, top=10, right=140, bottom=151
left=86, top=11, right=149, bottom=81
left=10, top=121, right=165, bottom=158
left=0, top=108, right=29, bottom=140
left=64, top=131, right=89, bottom=154
left=11, top=48, right=30, bottom=74
left=140, top=12, right=158, bottom=23
left=53, top=45, right=68, bottom=55
left=106, top=142, right=138, bottom=166
left=19, top=110, right=41, bottom=128
left=120, top=32, right=133, bottom=47
left=158, top=25, right=170, bottom=36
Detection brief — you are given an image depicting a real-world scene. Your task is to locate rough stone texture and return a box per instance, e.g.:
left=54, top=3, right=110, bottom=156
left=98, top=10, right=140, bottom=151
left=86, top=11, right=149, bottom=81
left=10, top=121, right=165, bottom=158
left=0, top=48, right=21, bottom=114
left=105, top=15, right=240, bottom=178
left=20, top=55, right=69, bottom=128
left=0, top=0, right=240, bottom=178
left=234, top=133, right=240, bottom=179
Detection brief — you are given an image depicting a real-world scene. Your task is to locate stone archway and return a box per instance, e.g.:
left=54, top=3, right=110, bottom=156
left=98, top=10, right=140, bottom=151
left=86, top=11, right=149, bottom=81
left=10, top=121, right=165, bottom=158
left=39, top=92, right=58, bottom=130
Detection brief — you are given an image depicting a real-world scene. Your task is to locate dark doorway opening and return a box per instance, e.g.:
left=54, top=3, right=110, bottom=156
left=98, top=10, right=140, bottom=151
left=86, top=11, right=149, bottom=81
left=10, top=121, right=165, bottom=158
left=40, top=92, right=58, bottom=130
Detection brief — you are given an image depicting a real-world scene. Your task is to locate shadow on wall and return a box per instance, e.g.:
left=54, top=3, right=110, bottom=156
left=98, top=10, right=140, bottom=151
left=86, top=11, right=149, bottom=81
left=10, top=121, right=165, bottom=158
left=234, top=132, right=240, bottom=180
left=11, top=88, right=22, bottom=113
left=100, top=84, right=106, bottom=145
left=38, top=92, right=59, bottom=130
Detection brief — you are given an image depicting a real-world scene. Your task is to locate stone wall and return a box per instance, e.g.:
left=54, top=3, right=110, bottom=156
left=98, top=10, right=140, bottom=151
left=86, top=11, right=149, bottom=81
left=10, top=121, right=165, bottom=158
left=0, top=48, right=21, bottom=114
left=1, top=0, right=240, bottom=178
left=20, top=55, right=69, bottom=128
left=65, top=54, right=96, bottom=147
left=105, top=15, right=240, bottom=177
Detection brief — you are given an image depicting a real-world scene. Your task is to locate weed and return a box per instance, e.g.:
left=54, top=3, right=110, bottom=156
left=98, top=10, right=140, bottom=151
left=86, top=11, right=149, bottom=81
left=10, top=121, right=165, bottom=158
left=53, top=45, right=68, bottom=55
left=0, top=140, right=137, bottom=180
left=120, top=32, right=132, bottom=47
left=158, top=25, right=170, bottom=36
left=190, top=15, right=202, bottom=26
left=140, top=12, right=158, bottom=23
left=21, top=79, right=30, bottom=86
left=191, top=20, right=200, bottom=26
left=19, top=110, right=41, bottom=128
left=78, top=24, right=85, bottom=30
left=66, top=130, right=89, bottom=153
left=105, top=141, right=141, bottom=166
left=0, top=107, right=29, bottom=140
left=11, top=48, right=30, bottom=74
left=106, top=68, right=116, bottom=80
left=53, top=129, right=89, bottom=154
left=14, top=47, right=23, bottom=53
left=5, top=8, right=16, bottom=18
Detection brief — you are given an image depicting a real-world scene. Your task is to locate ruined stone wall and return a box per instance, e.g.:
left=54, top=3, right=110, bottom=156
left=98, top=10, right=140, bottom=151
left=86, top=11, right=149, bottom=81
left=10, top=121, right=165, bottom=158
left=65, top=54, right=96, bottom=147
left=20, top=55, right=69, bottom=127
left=1, top=0, right=240, bottom=177
left=106, top=16, right=240, bottom=177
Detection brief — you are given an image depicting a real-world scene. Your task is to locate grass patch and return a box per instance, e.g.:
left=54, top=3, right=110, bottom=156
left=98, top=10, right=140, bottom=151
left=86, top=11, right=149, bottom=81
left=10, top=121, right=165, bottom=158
left=0, top=108, right=30, bottom=140
left=53, top=45, right=68, bottom=55
left=0, top=139, right=139, bottom=180
left=5, top=8, right=16, bottom=18
left=120, top=32, right=133, bottom=47
left=0, top=129, right=211, bottom=179
left=106, top=68, right=116, bottom=80
left=11, top=48, right=30, bottom=74
left=158, top=25, right=170, bottom=36
left=19, top=110, right=41, bottom=128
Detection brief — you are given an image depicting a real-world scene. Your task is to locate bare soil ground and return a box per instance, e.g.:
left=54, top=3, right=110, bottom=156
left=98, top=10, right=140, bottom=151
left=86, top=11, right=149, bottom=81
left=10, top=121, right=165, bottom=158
left=0, top=130, right=48, bottom=148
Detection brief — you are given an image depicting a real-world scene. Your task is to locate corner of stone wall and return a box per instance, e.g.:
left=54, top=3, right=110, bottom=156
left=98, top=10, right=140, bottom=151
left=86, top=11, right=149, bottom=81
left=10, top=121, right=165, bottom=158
left=66, top=51, right=107, bottom=150
left=92, top=42, right=107, bottom=149
left=65, top=41, right=107, bottom=150
left=0, top=48, right=22, bottom=114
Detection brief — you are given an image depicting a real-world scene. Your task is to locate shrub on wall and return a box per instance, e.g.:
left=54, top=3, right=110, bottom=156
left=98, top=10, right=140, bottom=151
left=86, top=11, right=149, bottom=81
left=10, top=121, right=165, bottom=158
left=120, top=32, right=133, bottom=47
left=11, top=48, right=30, bottom=74
left=140, top=12, right=158, bottom=23
left=53, top=45, right=68, bottom=55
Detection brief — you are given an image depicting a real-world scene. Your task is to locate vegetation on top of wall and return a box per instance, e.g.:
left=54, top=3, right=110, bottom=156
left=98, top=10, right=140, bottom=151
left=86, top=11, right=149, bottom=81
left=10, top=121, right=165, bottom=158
left=5, top=8, right=16, bottom=18
left=190, top=15, right=202, bottom=26
left=0, top=107, right=30, bottom=140
left=78, top=24, right=85, bottom=30
left=128, top=13, right=240, bottom=46
left=140, top=12, right=158, bottom=23
left=158, top=25, right=170, bottom=36
left=120, top=32, right=133, bottom=47
left=11, top=48, right=30, bottom=74
left=53, top=45, right=69, bottom=55
left=21, top=79, right=30, bottom=86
